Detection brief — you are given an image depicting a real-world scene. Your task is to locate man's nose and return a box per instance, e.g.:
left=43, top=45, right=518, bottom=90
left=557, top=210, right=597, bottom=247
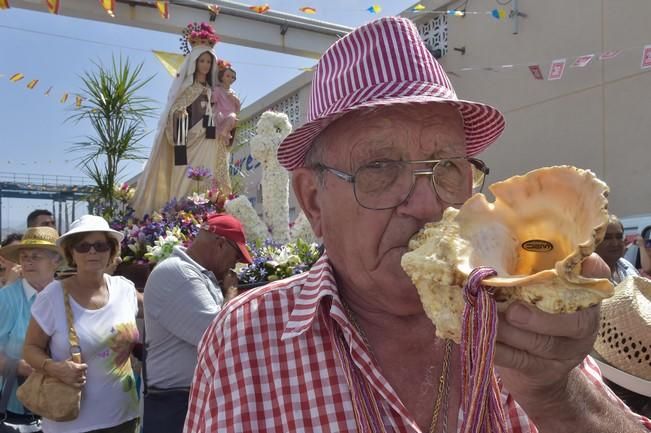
left=395, top=174, right=445, bottom=221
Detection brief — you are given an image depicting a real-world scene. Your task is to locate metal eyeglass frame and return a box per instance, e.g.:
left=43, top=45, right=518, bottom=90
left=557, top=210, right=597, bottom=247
left=314, top=157, right=489, bottom=210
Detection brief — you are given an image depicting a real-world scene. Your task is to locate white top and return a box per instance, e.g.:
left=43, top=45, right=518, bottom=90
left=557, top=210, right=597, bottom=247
left=32, top=275, right=140, bottom=433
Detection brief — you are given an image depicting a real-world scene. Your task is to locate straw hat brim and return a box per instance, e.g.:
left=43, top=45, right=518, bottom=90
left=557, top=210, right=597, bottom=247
left=277, top=91, right=505, bottom=171
left=593, top=357, right=651, bottom=397
left=593, top=275, right=651, bottom=386
left=0, top=243, right=61, bottom=264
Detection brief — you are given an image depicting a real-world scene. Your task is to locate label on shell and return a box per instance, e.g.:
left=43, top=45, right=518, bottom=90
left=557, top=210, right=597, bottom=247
left=521, top=239, right=554, bottom=252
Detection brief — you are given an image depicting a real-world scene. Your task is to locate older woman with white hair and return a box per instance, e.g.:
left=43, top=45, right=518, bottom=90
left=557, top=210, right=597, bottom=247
left=0, top=226, right=61, bottom=432
left=23, top=215, right=140, bottom=433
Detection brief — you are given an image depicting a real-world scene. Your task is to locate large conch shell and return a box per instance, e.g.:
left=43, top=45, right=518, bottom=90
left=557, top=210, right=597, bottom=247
left=401, top=166, right=614, bottom=343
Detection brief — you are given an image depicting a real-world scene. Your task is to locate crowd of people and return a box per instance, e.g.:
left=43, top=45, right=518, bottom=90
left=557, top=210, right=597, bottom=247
left=1, top=16, right=650, bottom=433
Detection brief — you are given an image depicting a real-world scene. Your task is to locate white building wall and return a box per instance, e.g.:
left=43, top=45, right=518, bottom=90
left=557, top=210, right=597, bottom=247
left=238, top=0, right=651, bottom=220
left=424, top=0, right=651, bottom=218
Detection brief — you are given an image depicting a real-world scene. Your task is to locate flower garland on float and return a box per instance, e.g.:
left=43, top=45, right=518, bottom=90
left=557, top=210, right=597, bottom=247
left=225, top=111, right=317, bottom=245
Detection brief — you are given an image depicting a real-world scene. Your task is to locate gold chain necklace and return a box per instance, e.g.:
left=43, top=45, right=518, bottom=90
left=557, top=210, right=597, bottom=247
left=340, top=299, right=452, bottom=433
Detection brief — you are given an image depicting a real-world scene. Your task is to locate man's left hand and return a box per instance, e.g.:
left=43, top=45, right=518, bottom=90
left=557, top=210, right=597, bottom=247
left=494, top=253, right=611, bottom=412
left=222, top=270, right=240, bottom=302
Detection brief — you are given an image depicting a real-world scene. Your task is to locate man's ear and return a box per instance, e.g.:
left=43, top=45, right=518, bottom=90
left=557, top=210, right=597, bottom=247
left=292, top=168, right=323, bottom=238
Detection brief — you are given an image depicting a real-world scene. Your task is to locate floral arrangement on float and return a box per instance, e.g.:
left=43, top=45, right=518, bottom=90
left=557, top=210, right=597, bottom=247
left=180, top=22, right=220, bottom=54
left=109, top=169, right=228, bottom=264
left=109, top=111, right=321, bottom=288
left=236, top=239, right=322, bottom=286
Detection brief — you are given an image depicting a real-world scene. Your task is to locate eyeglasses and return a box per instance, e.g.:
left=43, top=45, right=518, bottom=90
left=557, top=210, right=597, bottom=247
left=603, top=233, right=624, bottom=241
left=73, top=241, right=111, bottom=253
left=19, top=252, right=52, bottom=262
left=314, top=157, right=489, bottom=210
left=39, top=221, right=56, bottom=228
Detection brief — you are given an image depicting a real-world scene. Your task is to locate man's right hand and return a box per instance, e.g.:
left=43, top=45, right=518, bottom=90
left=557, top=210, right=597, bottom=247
left=222, top=271, right=240, bottom=302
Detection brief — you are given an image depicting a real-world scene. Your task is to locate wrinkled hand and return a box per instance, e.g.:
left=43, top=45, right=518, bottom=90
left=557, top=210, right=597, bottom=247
left=494, top=253, right=611, bottom=411
left=47, top=358, right=88, bottom=389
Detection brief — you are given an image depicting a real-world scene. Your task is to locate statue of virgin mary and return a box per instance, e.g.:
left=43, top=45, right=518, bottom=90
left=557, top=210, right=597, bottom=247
left=133, top=23, right=222, bottom=217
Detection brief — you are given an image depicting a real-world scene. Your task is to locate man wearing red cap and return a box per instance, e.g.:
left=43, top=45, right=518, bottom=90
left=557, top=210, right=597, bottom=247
left=142, top=213, right=251, bottom=433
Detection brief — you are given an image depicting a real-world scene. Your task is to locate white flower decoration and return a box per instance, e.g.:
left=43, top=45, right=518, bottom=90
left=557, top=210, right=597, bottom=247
left=226, top=111, right=318, bottom=245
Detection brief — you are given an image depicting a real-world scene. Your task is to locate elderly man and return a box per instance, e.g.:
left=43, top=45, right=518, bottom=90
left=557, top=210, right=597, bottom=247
left=143, top=213, right=252, bottom=433
left=184, top=17, right=651, bottom=433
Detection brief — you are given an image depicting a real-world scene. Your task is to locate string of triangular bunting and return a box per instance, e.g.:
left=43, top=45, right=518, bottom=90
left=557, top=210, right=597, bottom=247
left=0, top=1, right=514, bottom=20
left=3, top=42, right=650, bottom=111
left=2, top=72, right=84, bottom=106
left=454, top=45, right=651, bottom=80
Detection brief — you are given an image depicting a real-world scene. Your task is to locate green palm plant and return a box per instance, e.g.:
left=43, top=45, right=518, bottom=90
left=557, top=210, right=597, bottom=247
left=68, top=55, right=156, bottom=217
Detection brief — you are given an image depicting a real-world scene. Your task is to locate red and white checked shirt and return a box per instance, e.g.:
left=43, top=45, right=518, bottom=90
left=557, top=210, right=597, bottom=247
left=184, top=254, right=651, bottom=433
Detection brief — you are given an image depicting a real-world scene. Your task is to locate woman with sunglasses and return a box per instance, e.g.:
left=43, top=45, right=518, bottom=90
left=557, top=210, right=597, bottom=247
left=23, top=215, right=140, bottom=433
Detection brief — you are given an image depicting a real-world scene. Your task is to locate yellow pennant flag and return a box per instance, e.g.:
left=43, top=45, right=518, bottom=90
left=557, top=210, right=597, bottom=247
left=152, top=50, right=185, bottom=77
left=0, top=0, right=9, bottom=10
left=26, top=79, right=38, bottom=89
left=75, top=95, right=83, bottom=107
left=44, top=86, right=53, bottom=96
left=156, top=1, right=168, bottom=19
left=9, top=73, right=24, bottom=82
left=46, top=0, right=60, bottom=14
left=249, top=4, right=270, bottom=14
left=99, top=0, right=115, bottom=17
left=60, top=92, right=69, bottom=103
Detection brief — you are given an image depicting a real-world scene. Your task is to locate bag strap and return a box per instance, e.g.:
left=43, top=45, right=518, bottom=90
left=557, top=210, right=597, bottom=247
left=62, top=288, right=82, bottom=363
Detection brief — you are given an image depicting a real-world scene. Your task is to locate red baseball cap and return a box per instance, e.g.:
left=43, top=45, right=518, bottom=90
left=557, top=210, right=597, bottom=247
left=202, top=213, right=253, bottom=264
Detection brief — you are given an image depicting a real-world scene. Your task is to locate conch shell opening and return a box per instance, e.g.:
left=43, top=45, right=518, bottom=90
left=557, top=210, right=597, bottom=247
left=401, top=166, right=614, bottom=343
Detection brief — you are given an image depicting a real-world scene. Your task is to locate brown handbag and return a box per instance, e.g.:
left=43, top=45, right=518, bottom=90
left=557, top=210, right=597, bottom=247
left=17, top=288, right=83, bottom=421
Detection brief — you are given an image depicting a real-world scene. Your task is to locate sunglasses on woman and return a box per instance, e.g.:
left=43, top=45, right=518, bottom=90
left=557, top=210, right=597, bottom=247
left=73, top=241, right=111, bottom=253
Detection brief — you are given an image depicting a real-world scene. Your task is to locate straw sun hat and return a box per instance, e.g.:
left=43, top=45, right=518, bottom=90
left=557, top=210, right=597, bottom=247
left=56, top=215, right=124, bottom=247
left=593, top=275, right=651, bottom=397
left=0, top=226, right=61, bottom=263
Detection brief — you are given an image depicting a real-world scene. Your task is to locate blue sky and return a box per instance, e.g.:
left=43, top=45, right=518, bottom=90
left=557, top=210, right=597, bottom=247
left=0, top=1, right=415, bottom=232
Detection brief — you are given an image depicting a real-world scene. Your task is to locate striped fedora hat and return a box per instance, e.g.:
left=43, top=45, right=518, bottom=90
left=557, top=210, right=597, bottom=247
left=277, top=16, right=505, bottom=170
